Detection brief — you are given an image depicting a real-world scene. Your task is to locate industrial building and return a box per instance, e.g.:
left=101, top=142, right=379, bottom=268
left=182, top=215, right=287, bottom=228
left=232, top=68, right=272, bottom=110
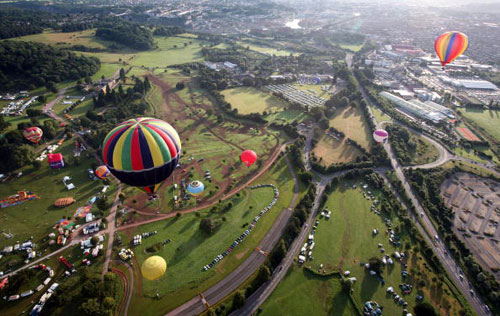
left=380, top=92, right=455, bottom=123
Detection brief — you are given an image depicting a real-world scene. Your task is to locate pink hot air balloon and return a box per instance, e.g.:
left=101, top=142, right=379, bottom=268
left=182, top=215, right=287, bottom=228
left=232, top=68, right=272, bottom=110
left=373, top=129, right=389, bottom=143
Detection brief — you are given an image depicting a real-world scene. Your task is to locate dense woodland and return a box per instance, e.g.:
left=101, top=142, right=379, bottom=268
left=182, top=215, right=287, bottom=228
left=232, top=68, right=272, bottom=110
left=0, top=8, right=56, bottom=39
left=96, top=21, right=155, bottom=50
left=0, top=41, right=100, bottom=92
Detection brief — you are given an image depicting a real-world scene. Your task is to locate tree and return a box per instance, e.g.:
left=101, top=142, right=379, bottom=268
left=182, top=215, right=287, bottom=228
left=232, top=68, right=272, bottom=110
left=37, top=95, right=47, bottom=103
left=80, top=298, right=101, bottom=315
left=119, top=68, right=126, bottom=80
left=414, top=302, right=436, bottom=316
left=0, top=116, right=10, bottom=131
left=90, top=236, right=99, bottom=246
left=341, top=277, right=354, bottom=294
left=96, top=196, right=108, bottom=211
left=254, top=266, right=271, bottom=285
left=231, top=290, right=246, bottom=310
left=270, top=239, right=287, bottom=268
left=176, top=82, right=185, bottom=90
left=199, top=218, right=215, bottom=234
left=32, top=160, right=42, bottom=169
left=368, top=257, right=382, bottom=274
left=102, top=296, right=116, bottom=311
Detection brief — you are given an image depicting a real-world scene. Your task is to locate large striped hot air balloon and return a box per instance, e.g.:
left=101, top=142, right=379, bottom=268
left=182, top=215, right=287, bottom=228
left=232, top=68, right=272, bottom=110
left=434, top=31, right=469, bottom=67
left=102, top=117, right=181, bottom=195
left=23, top=127, right=43, bottom=144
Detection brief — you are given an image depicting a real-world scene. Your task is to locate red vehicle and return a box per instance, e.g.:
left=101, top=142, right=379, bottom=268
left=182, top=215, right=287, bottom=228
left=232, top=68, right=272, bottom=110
left=59, top=256, right=74, bottom=270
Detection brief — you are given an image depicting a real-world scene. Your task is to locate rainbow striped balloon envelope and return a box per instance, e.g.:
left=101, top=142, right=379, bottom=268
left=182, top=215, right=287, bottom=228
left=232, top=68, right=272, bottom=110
left=102, top=117, right=181, bottom=194
left=434, top=31, right=469, bottom=67
left=95, top=165, right=110, bottom=180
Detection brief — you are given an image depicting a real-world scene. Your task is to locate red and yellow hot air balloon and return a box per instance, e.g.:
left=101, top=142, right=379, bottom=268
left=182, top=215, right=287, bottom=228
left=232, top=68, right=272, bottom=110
left=240, top=150, right=257, bottom=167
left=102, top=117, right=181, bottom=195
left=95, top=165, right=110, bottom=180
left=434, top=31, right=469, bottom=67
left=23, top=127, right=43, bottom=144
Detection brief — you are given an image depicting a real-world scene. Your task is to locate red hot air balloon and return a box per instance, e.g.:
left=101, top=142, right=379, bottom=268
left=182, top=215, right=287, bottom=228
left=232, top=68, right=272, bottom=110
left=23, top=127, right=43, bottom=144
left=240, top=150, right=257, bottom=167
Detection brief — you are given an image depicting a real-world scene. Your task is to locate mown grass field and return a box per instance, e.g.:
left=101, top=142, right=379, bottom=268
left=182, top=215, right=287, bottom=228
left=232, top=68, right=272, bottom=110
left=312, top=135, right=363, bottom=165
left=260, top=265, right=356, bottom=316
left=462, top=108, right=500, bottom=142
left=0, top=138, right=114, bottom=255
left=339, top=43, right=363, bottom=52
left=264, top=109, right=310, bottom=124
left=236, top=41, right=297, bottom=56
left=329, top=106, right=372, bottom=150
left=126, top=157, right=296, bottom=315
left=303, top=182, right=466, bottom=316
left=454, top=146, right=499, bottom=165
left=221, top=87, right=289, bottom=115
left=10, top=29, right=117, bottom=50
left=370, top=105, right=391, bottom=123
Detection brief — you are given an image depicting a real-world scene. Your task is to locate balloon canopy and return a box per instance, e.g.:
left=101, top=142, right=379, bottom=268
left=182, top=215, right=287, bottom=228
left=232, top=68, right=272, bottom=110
left=434, top=31, right=469, bottom=67
left=95, top=165, right=110, bottom=180
left=141, top=256, right=167, bottom=281
left=102, top=117, right=181, bottom=195
left=240, top=150, right=257, bottom=167
left=373, top=129, right=389, bottom=143
left=187, top=180, right=205, bottom=196
left=23, top=127, right=43, bottom=144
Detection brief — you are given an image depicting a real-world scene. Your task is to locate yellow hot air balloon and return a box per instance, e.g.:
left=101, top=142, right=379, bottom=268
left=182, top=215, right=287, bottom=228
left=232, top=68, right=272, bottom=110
left=141, top=256, right=167, bottom=280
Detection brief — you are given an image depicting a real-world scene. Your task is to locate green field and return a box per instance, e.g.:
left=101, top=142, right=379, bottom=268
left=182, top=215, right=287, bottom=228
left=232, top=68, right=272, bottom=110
left=454, top=146, right=499, bottom=164
left=370, top=106, right=391, bottom=123
left=312, top=135, right=363, bottom=165
left=410, top=137, right=440, bottom=166
left=329, top=106, right=372, bottom=150
left=302, top=181, right=465, bottom=316
left=0, top=138, right=115, bottom=268
left=462, top=108, right=500, bottom=142
left=11, top=29, right=117, bottom=50
left=339, top=44, right=363, bottom=52
left=221, top=87, right=289, bottom=115
left=236, top=41, right=297, bottom=56
left=260, top=265, right=356, bottom=316
left=126, top=157, right=296, bottom=315
left=264, top=109, right=310, bottom=124
left=293, top=83, right=330, bottom=99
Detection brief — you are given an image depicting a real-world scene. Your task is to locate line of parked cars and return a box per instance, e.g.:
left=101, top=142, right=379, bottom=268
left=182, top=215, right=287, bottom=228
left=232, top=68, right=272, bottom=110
left=203, top=184, right=279, bottom=271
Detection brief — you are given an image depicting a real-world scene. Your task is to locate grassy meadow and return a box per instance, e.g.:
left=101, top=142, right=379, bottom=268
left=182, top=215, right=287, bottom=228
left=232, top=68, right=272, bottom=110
left=221, top=87, right=289, bottom=115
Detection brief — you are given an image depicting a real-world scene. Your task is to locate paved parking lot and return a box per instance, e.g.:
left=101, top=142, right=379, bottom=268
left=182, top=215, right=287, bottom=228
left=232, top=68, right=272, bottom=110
left=441, top=172, right=500, bottom=279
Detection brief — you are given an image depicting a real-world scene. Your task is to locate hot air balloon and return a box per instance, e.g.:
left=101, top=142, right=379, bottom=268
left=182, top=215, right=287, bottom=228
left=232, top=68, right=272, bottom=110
left=434, top=31, right=469, bottom=68
left=240, top=150, right=257, bottom=167
left=373, top=129, right=389, bottom=143
left=95, top=165, right=110, bottom=180
left=23, top=127, right=43, bottom=144
left=187, top=180, right=205, bottom=196
left=102, top=117, right=181, bottom=195
left=141, top=256, right=167, bottom=281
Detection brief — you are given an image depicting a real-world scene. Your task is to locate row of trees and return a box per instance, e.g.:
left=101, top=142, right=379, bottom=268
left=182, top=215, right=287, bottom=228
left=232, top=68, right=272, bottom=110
left=0, top=40, right=100, bottom=92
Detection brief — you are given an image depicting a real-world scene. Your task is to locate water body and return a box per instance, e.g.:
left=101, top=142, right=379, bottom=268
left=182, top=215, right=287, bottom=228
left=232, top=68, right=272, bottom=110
left=285, top=19, right=302, bottom=29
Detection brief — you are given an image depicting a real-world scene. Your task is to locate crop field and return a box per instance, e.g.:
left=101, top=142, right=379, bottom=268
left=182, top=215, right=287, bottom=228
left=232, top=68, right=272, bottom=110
left=312, top=135, right=363, bottom=165
left=125, top=157, right=296, bottom=315
left=0, top=138, right=115, bottom=254
left=462, top=108, right=500, bottom=142
left=329, top=106, right=372, bottom=150
left=221, top=87, right=289, bottom=115
left=303, top=181, right=465, bottom=316
left=260, top=265, right=356, bottom=316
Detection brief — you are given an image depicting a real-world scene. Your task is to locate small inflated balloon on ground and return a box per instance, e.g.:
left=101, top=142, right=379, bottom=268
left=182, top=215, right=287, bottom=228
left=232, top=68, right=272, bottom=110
left=141, top=256, right=167, bottom=281
left=373, top=129, right=389, bottom=143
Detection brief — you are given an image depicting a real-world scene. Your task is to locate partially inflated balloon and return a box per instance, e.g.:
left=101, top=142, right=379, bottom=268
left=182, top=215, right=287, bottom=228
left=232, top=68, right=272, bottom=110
left=102, top=117, right=181, bottom=195
left=240, top=150, right=257, bottom=167
left=434, top=31, right=469, bottom=67
left=187, top=180, right=205, bottom=196
left=95, top=165, right=110, bottom=180
left=141, top=256, right=167, bottom=281
left=23, top=127, right=43, bottom=144
left=373, top=129, right=389, bottom=143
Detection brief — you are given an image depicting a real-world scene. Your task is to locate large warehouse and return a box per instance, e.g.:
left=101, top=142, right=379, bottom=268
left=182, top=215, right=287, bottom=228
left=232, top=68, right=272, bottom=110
left=380, top=92, right=455, bottom=123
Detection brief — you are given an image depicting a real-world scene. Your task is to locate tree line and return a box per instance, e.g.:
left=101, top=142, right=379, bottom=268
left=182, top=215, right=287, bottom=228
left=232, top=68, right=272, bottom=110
left=95, top=20, right=155, bottom=50
left=0, top=40, right=100, bottom=92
